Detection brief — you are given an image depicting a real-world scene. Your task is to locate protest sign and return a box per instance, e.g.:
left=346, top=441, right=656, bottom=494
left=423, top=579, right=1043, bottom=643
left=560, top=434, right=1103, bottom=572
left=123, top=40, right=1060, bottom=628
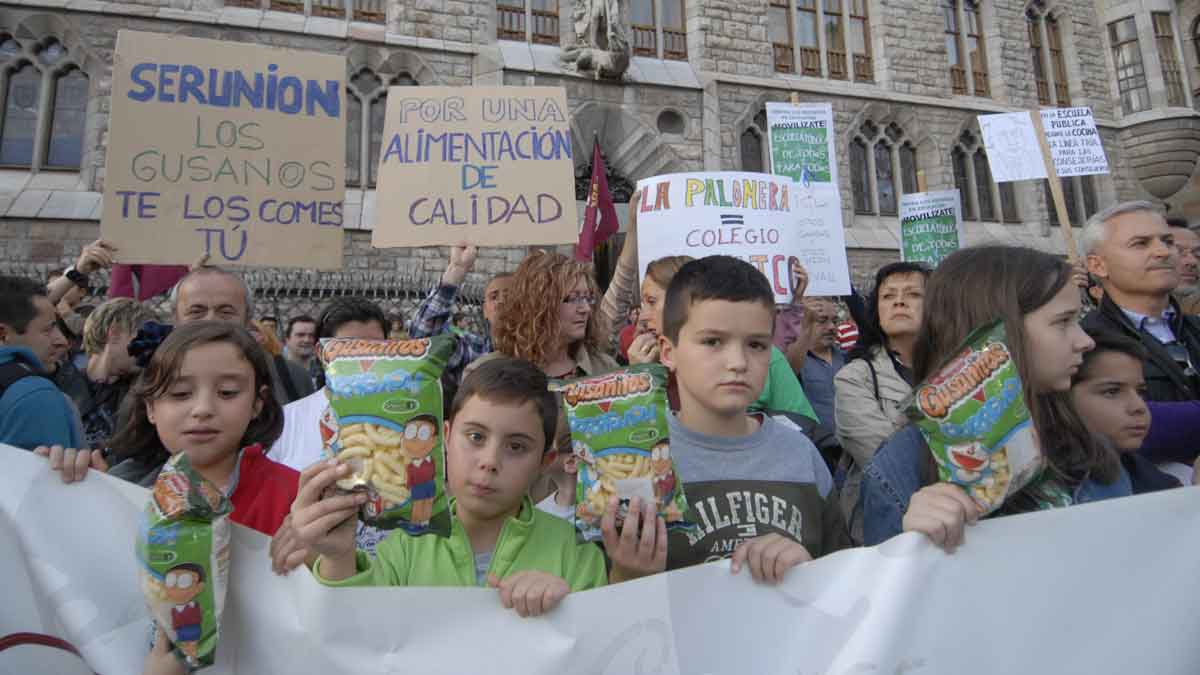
left=1038, top=107, right=1109, bottom=177
left=101, top=30, right=345, bottom=269
left=371, top=87, right=577, bottom=248
left=899, top=190, right=964, bottom=266
left=3, top=446, right=1199, bottom=675
left=765, top=101, right=838, bottom=187
left=977, top=111, right=1048, bottom=183
left=634, top=172, right=851, bottom=300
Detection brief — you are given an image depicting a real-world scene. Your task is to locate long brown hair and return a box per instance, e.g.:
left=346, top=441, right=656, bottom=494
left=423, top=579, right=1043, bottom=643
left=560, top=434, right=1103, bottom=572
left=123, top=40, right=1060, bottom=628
left=914, top=245, right=1120, bottom=486
left=110, top=321, right=284, bottom=468
left=492, top=250, right=603, bottom=369
left=645, top=255, right=694, bottom=288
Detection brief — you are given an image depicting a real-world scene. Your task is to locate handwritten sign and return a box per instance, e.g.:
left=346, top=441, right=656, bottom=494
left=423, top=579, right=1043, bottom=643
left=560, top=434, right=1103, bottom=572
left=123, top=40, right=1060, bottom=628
left=371, top=87, right=577, bottom=248
left=765, top=101, right=838, bottom=187
left=1038, top=107, right=1109, bottom=177
left=101, top=30, right=345, bottom=269
left=899, top=190, right=964, bottom=267
left=634, top=172, right=851, bottom=301
left=978, top=112, right=1048, bottom=183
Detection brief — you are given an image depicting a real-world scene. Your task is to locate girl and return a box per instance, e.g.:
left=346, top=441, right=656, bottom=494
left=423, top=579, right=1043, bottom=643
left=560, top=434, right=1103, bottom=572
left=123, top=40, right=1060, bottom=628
left=1070, top=329, right=1183, bottom=492
left=489, top=249, right=618, bottom=379
left=861, top=246, right=1131, bottom=550
left=833, top=261, right=931, bottom=543
left=40, top=321, right=295, bottom=537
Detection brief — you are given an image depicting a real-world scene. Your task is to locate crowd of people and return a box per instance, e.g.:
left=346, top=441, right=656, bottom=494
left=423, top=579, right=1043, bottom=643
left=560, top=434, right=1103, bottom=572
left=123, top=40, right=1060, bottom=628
left=1, top=198, right=1198, bottom=673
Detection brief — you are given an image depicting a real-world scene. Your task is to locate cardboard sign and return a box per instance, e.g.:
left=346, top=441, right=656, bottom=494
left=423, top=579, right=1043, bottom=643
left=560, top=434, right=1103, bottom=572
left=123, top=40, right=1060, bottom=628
left=101, top=30, right=345, bottom=269
left=899, top=190, right=964, bottom=266
left=765, top=101, right=838, bottom=187
left=634, top=172, right=851, bottom=301
left=1038, top=107, right=1109, bottom=177
left=371, top=87, right=577, bottom=248
left=977, top=112, right=1048, bottom=183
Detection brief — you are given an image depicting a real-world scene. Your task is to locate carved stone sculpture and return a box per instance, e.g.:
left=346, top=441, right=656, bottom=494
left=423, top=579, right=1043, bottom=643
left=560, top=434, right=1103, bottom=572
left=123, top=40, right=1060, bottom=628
left=562, top=0, right=631, bottom=79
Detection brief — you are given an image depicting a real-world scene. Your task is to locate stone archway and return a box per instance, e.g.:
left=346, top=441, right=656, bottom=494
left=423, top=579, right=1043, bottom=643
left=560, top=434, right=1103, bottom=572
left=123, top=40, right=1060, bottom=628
left=569, top=102, right=683, bottom=184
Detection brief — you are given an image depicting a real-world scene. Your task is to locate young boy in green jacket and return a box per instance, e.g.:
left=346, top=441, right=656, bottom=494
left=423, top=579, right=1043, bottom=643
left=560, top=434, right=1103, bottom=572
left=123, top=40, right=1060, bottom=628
left=292, top=357, right=667, bottom=617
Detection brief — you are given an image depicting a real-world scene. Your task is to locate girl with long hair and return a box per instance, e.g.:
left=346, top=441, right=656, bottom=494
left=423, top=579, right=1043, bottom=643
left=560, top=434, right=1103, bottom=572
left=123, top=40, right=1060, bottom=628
left=861, top=246, right=1130, bottom=549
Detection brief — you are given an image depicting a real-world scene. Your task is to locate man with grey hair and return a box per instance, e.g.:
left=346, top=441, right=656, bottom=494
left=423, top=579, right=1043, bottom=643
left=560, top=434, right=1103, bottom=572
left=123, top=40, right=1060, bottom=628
left=1081, top=200, right=1200, bottom=406
left=172, top=266, right=314, bottom=404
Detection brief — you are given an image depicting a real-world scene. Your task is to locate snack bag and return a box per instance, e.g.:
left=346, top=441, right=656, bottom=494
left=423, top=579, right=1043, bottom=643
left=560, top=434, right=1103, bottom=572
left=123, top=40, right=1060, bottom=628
left=903, top=320, right=1044, bottom=514
left=322, top=337, right=454, bottom=536
left=135, top=453, right=231, bottom=671
left=552, top=364, right=695, bottom=542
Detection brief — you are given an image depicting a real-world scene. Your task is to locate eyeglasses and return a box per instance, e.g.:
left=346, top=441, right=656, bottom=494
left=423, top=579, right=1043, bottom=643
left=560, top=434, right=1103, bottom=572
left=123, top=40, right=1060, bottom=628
left=562, top=293, right=596, bottom=307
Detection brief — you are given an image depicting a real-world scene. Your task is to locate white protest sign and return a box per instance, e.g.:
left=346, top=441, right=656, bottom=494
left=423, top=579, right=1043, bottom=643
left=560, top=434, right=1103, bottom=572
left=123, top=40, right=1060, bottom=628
left=977, top=111, right=1049, bottom=183
left=1038, top=107, right=1109, bottom=176
left=765, top=101, right=838, bottom=188
left=3, top=446, right=1199, bottom=674
left=634, top=172, right=850, bottom=300
left=899, top=190, right=964, bottom=267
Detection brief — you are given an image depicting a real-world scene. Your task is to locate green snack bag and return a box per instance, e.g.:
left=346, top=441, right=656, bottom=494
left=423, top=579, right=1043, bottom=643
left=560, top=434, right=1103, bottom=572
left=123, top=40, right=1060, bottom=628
left=321, top=336, right=454, bottom=536
left=136, top=453, right=231, bottom=672
left=903, top=320, right=1045, bottom=515
left=552, top=364, right=695, bottom=542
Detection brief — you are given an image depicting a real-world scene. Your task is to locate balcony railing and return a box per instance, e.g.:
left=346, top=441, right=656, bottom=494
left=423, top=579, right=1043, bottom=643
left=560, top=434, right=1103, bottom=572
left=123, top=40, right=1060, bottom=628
left=239, top=0, right=383, bottom=23
left=852, top=53, right=872, bottom=82
left=1035, top=79, right=1050, bottom=105
left=531, top=8, right=559, bottom=45
left=497, top=3, right=525, bottom=40
left=973, top=69, right=990, bottom=96
left=774, top=44, right=794, bottom=73
left=632, top=24, right=657, bottom=56
left=798, top=47, right=820, bottom=76
left=1053, top=81, right=1068, bottom=106
left=950, top=66, right=968, bottom=95
left=827, top=49, right=847, bottom=80
left=663, top=28, right=687, bottom=60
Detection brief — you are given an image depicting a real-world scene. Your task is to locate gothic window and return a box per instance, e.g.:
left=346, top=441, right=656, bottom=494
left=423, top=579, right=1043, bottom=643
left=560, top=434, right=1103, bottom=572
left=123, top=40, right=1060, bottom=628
left=954, top=130, right=1020, bottom=223
left=780, top=0, right=872, bottom=81
left=1109, top=16, right=1151, bottom=114
left=496, top=1, right=560, bottom=44
left=1027, top=3, right=1070, bottom=106
left=1045, top=175, right=1098, bottom=227
left=944, top=0, right=989, bottom=97
left=849, top=121, right=917, bottom=217
left=346, top=70, right=416, bottom=188
left=0, top=36, right=88, bottom=170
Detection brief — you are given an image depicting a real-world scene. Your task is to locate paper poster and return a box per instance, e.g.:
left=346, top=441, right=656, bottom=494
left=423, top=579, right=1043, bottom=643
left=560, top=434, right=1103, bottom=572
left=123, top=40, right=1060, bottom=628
left=765, top=101, right=838, bottom=188
left=3, top=445, right=1199, bottom=675
left=634, top=172, right=851, bottom=301
left=101, top=30, right=345, bottom=269
left=899, top=190, right=964, bottom=266
left=1038, top=107, right=1109, bottom=177
left=977, top=111, right=1048, bottom=183
left=371, top=87, right=577, bottom=248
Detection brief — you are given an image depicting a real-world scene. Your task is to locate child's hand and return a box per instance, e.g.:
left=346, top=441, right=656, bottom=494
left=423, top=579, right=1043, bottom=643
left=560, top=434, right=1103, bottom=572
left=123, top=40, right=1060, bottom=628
left=291, top=460, right=366, bottom=579
left=901, top=482, right=981, bottom=553
left=35, top=445, right=107, bottom=483
left=143, top=627, right=185, bottom=675
left=487, top=571, right=569, bottom=618
left=601, top=496, right=667, bottom=582
left=268, top=513, right=315, bottom=575
left=730, top=533, right=812, bottom=585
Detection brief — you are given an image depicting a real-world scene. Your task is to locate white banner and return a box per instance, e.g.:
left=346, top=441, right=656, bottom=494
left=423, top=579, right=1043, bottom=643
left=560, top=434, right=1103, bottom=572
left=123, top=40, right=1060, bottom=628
left=3, top=445, right=1200, bottom=674
left=635, top=172, right=850, bottom=300
left=1038, top=107, right=1109, bottom=177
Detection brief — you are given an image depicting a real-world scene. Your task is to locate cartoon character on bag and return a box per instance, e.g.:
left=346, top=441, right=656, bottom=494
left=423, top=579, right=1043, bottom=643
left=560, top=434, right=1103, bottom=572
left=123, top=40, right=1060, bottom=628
left=163, top=562, right=206, bottom=661
left=947, top=441, right=990, bottom=483
left=650, top=440, right=683, bottom=523
left=403, top=414, right=439, bottom=526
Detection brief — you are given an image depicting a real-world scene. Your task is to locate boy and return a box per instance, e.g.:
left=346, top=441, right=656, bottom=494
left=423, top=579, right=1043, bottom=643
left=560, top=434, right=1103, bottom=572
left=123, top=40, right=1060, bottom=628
left=534, top=411, right=577, bottom=521
left=292, top=357, right=666, bottom=617
left=657, top=256, right=850, bottom=583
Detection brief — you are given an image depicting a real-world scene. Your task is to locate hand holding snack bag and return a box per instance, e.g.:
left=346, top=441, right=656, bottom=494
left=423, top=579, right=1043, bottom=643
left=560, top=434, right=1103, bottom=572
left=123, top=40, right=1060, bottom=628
left=321, top=337, right=454, bottom=536
left=135, top=454, right=231, bottom=672
left=552, top=364, right=695, bottom=542
left=903, top=320, right=1051, bottom=515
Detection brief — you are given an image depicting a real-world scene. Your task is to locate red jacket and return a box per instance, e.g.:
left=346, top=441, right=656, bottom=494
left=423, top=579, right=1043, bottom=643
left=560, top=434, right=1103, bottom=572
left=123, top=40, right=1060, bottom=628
left=229, top=444, right=299, bottom=536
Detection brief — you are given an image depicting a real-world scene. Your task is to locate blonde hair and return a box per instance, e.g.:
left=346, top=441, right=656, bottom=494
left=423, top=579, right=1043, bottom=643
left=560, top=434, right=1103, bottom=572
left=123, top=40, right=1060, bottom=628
left=493, top=250, right=602, bottom=369
left=252, top=320, right=284, bottom=356
left=82, top=298, right=156, bottom=356
left=645, top=255, right=694, bottom=289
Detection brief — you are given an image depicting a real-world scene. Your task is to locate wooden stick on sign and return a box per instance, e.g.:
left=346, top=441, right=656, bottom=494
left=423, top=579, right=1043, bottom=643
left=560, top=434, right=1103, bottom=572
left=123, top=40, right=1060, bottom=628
left=916, top=169, right=928, bottom=193
left=1029, top=110, right=1079, bottom=264
left=790, top=92, right=801, bottom=104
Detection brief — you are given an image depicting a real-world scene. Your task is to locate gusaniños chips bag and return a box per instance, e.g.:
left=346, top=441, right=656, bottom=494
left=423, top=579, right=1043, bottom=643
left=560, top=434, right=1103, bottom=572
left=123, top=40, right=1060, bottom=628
left=322, top=336, right=454, bottom=536
left=136, top=453, right=231, bottom=671
left=903, top=320, right=1045, bottom=514
left=552, top=364, right=694, bottom=542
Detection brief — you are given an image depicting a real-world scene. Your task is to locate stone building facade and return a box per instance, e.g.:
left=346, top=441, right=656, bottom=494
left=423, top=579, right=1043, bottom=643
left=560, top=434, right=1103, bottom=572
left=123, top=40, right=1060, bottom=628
left=0, top=0, right=1198, bottom=298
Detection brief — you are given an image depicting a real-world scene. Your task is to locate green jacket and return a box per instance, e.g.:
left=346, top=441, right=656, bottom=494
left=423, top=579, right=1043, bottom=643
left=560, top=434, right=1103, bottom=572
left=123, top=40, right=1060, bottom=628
left=752, top=347, right=818, bottom=422
left=314, top=497, right=608, bottom=591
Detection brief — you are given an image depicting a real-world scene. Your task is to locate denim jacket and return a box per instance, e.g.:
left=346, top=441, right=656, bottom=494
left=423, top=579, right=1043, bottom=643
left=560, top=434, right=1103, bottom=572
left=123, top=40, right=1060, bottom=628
left=861, top=425, right=1134, bottom=546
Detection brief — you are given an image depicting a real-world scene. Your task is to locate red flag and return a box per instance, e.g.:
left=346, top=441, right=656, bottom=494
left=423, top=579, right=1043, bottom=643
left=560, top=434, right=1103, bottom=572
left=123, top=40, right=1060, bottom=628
left=575, top=138, right=620, bottom=262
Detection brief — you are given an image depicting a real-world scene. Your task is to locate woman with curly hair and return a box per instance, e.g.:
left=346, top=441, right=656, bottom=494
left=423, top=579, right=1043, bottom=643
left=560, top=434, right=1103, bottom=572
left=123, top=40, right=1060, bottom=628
left=489, top=249, right=618, bottom=379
